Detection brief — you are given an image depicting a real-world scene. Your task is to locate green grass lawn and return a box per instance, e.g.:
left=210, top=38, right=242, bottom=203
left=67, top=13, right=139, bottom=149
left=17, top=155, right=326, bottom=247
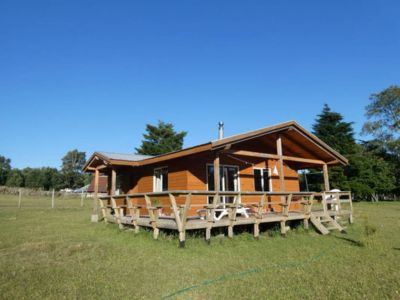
left=0, top=195, right=399, bottom=299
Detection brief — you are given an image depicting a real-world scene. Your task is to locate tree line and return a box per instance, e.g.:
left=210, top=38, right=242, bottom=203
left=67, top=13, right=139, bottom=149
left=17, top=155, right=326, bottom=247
left=303, top=86, right=399, bottom=200
left=0, top=150, right=90, bottom=191
left=0, top=86, right=398, bottom=199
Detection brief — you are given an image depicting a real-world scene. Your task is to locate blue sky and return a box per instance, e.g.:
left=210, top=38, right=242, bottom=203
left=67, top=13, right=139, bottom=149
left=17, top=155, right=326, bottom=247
left=1, top=0, right=399, bottom=169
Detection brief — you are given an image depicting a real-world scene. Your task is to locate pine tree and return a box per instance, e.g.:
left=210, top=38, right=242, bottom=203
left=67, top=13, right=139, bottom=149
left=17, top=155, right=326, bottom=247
left=312, top=104, right=356, bottom=155
left=135, top=121, right=187, bottom=155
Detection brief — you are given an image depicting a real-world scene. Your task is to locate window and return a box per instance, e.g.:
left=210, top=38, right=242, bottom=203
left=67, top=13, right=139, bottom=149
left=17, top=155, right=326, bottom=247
left=154, top=167, right=168, bottom=192
left=254, top=168, right=271, bottom=192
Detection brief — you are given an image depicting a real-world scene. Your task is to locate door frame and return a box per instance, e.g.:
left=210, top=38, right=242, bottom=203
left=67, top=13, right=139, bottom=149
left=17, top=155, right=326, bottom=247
left=206, top=164, right=240, bottom=207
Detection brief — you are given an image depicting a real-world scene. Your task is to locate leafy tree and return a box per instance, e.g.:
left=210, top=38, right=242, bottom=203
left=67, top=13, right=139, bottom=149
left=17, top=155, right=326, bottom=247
left=345, top=144, right=395, bottom=200
left=60, top=150, right=87, bottom=189
left=22, top=168, right=43, bottom=188
left=362, top=85, right=400, bottom=155
left=0, top=155, right=11, bottom=185
left=135, top=121, right=187, bottom=155
left=21, top=167, right=63, bottom=190
left=41, top=167, right=63, bottom=190
left=5, top=169, right=24, bottom=187
left=362, top=86, right=400, bottom=194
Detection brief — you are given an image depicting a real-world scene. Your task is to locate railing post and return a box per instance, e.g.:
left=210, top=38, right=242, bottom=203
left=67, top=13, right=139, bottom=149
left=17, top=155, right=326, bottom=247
left=145, top=195, right=159, bottom=239
left=303, top=194, right=314, bottom=230
left=98, top=197, right=108, bottom=223
left=228, top=193, right=240, bottom=238
left=169, top=193, right=187, bottom=247
left=205, top=192, right=218, bottom=244
left=322, top=192, right=328, bottom=214
left=254, top=193, right=266, bottom=239
left=111, top=197, right=124, bottom=229
left=336, top=191, right=341, bottom=214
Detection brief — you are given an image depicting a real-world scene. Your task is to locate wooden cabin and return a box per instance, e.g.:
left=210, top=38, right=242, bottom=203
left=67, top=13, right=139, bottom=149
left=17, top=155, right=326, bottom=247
left=84, top=121, right=353, bottom=247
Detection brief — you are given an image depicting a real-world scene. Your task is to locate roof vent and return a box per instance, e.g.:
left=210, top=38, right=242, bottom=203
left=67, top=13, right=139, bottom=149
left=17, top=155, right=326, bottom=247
left=218, top=121, right=224, bottom=140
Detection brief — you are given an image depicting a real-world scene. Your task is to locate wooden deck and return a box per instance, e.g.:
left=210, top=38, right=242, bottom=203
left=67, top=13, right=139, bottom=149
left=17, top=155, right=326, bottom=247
left=97, top=190, right=353, bottom=247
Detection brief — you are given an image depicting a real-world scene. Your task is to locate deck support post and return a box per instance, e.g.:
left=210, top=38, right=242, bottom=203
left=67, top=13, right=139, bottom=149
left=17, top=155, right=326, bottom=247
left=91, top=168, right=100, bottom=222
left=254, top=221, right=260, bottom=239
left=134, top=207, right=140, bottom=233
left=323, top=164, right=330, bottom=191
left=280, top=220, right=287, bottom=236
left=228, top=226, right=233, bottom=238
left=303, top=218, right=309, bottom=230
left=205, top=228, right=211, bottom=244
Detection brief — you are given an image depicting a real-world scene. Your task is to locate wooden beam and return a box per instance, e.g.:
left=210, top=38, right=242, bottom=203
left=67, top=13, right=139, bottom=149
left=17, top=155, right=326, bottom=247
left=91, top=168, right=99, bottom=222
left=323, top=164, right=330, bottom=191
left=213, top=153, right=220, bottom=192
left=224, top=150, right=326, bottom=165
left=111, top=168, right=117, bottom=195
left=292, top=128, right=347, bottom=165
left=282, top=133, right=322, bottom=159
left=276, top=136, right=285, bottom=192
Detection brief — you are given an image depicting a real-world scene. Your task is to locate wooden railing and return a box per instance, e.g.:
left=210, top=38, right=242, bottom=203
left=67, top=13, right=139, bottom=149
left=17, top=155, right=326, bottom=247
left=98, top=190, right=353, bottom=247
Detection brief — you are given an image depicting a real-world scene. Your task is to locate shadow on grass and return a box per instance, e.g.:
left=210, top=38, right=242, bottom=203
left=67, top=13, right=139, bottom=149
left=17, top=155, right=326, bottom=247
left=393, top=247, right=400, bottom=251
left=333, top=235, right=365, bottom=247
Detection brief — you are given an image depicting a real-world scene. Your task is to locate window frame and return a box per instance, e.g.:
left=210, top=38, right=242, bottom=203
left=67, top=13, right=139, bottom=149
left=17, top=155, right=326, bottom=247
left=206, top=163, right=240, bottom=192
left=206, top=163, right=240, bottom=207
left=253, top=167, right=272, bottom=192
left=153, top=166, right=168, bottom=192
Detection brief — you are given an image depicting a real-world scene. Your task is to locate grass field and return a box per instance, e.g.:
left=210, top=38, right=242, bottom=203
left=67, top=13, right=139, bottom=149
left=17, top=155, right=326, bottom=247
left=0, top=194, right=399, bottom=299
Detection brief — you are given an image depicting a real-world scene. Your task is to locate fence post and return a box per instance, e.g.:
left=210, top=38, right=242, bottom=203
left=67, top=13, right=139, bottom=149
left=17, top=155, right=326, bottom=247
left=51, top=189, right=55, bottom=208
left=81, top=191, right=84, bottom=208
left=18, top=188, right=22, bottom=208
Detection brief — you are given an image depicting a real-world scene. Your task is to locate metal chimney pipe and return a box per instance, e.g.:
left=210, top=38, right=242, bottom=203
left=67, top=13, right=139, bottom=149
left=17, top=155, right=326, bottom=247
left=218, top=121, right=224, bottom=139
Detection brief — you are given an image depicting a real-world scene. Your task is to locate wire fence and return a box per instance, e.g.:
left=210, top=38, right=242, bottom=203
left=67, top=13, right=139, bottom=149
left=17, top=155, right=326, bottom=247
left=0, top=187, right=93, bottom=209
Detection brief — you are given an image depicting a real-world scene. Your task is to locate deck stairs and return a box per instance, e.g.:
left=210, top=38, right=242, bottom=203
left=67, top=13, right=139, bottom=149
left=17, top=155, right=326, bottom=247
left=310, top=213, right=345, bottom=235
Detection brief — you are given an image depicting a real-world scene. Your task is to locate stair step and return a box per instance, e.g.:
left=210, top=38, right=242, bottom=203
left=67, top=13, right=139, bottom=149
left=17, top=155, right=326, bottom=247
left=326, top=226, right=338, bottom=230
left=320, top=219, right=331, bottom=223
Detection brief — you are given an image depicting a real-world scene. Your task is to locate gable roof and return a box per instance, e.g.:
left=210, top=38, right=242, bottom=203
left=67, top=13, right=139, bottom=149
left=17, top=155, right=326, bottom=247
left=97, top=152, right=154, bottom=162
left=211, top=121, right=348, bottom=165
left=83, top=120, right=348, bottom=171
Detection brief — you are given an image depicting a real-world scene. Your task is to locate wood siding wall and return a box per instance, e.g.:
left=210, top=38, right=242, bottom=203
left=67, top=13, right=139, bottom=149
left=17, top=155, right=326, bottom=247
left=113, top=151, right=300, bottom=215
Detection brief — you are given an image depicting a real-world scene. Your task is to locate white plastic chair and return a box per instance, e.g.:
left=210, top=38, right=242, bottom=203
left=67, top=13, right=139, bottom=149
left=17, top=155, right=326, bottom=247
left=213, top=207, right=250, bottom=221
